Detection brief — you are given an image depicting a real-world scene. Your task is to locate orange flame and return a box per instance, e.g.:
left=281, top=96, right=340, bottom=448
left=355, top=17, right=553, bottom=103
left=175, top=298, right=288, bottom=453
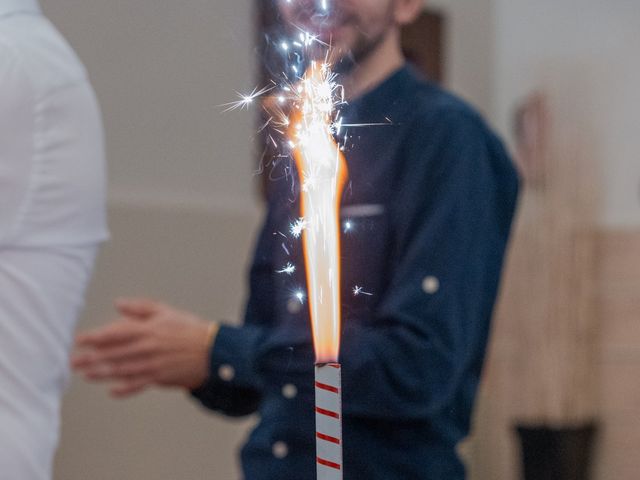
left=289, top=62, right=348, bottom=363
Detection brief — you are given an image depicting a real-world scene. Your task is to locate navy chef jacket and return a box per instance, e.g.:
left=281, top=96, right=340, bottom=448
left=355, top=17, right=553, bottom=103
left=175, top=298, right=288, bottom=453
left=192, top=65, right=519, bottom=479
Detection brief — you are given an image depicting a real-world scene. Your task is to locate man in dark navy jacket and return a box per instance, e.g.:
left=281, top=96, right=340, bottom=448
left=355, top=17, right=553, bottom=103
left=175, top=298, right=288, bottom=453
left=73, top=0, right=519, bottom=478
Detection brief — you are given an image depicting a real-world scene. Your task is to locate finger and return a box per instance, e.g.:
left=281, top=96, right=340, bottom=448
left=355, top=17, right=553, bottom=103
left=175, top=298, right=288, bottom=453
left=76, top=321, right=146, bottom=348
left=83, top=358, right=157, bottom=381
left=71, top=351, right=98, bottom=370
left=110, top=378, right=151, bottom=398
left=82, top=362, right=116, bottom=382
left=72, top=339, right=154, bottom=369
left=115, top=297, right=162, bottom=319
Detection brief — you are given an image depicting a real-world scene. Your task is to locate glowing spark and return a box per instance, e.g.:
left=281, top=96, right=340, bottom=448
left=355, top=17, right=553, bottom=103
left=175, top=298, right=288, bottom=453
left=353, top=286, right=373, bottom=296
left=290, top=218, right=307, bottom=238
left=220, top=85, right=274, bottom=112
left=339, top=122, right=393, bottom=127
left=343, top=220, right=352, bottom=233
left=290, top=25, right=330, bottom=48
left=332, top=117, right=343, bottom=135
left=302, top=171, right=318, bottom=192
left=295, top=290, right=306, bottom=304
left=277, top=262, right=296, bottom=275
left=281, top=41, right=289, bottom=51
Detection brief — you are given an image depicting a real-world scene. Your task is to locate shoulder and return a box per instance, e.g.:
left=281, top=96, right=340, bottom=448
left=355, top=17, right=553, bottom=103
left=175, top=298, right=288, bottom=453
left=399, top=74, right=515, bottom=179
left=0, top=35, right=35, bottom=114
left=0, top=15, right=88, bottom=97
left=391, top=75, right=519, bottom=206
left=406, top=76, right=492, bottom=146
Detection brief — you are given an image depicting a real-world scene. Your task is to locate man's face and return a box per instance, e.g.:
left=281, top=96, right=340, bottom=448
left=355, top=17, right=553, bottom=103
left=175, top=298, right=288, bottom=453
left=278, top=0, right=397, bottom=65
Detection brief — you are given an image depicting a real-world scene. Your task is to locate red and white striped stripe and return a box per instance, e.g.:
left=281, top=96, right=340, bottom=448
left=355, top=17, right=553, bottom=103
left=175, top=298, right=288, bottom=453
left=315, top=363, right=342, bottom=480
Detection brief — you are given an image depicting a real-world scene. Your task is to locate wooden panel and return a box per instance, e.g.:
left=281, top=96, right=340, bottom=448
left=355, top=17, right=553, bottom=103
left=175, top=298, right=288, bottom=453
left=596, top=231, right=640, bottom=351
left=401, top=10, right=445, bottom=83
left=593, top=230, right=640, bottom=480
left=598, top=359, right=640, bottom=418
left=593, top=417, right=640, bottom=480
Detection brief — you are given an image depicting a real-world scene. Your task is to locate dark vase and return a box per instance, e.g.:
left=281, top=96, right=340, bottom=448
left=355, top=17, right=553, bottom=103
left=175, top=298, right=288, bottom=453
left=515, top=423, right=598, bottom=480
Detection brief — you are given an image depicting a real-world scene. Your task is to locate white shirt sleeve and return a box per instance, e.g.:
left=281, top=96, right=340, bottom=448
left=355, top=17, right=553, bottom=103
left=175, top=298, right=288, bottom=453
left=0, top=42, right=34, bottom=245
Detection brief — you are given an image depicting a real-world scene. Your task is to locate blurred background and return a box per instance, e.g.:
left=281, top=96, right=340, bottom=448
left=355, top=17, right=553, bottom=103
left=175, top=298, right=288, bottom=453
left=40, top=0, right=640, bottom=478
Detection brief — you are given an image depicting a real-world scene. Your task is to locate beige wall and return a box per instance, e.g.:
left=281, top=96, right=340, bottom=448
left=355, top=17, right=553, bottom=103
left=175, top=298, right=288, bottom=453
left=492, top=0, right=640, bottom=227
left=427, top=0, right=494, bottom=118
left=42, top=0, right=259, bottom=212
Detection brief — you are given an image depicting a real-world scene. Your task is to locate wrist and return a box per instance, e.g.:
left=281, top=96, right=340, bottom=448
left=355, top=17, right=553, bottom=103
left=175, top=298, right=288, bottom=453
left=205, top=321, right=220, bottom=351
left=186, top=321, right=219, bottom=391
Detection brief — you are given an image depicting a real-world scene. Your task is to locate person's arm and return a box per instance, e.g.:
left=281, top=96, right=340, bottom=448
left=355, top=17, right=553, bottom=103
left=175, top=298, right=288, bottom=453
left=0, top=44, right=34, bottom=246
left=335, top=112, right=519, bottom=421
left=72, top=198, right=282, bottom=416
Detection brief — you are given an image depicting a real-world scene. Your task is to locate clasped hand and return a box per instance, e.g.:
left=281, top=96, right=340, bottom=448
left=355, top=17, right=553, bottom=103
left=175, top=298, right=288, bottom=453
left=71, top=298, right=212, bottom=398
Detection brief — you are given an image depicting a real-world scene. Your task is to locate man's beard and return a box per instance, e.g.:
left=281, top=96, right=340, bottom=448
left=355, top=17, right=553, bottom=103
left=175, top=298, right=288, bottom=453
left=331, top=28, right=389, bottom=75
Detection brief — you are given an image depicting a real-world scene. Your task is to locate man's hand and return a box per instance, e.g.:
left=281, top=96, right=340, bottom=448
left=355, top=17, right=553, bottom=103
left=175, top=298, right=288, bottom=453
left=71, top=298, right=213, bottom=398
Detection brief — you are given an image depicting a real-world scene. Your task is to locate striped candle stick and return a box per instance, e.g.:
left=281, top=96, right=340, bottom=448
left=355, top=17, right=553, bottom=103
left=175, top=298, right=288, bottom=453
left=315, top=363, right=342, bottom=479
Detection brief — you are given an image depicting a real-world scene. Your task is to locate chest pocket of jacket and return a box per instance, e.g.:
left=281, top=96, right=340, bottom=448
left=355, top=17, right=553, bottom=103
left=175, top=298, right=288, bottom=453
left=339, top=204, right=391, bottom=321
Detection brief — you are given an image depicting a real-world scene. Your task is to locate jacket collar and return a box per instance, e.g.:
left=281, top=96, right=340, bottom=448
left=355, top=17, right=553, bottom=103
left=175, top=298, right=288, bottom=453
left=0, top=0, right=41, bottom=18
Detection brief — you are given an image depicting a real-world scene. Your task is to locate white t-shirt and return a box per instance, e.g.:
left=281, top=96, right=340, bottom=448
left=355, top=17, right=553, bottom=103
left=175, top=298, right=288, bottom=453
left=0, top=1, right=108, bottom=478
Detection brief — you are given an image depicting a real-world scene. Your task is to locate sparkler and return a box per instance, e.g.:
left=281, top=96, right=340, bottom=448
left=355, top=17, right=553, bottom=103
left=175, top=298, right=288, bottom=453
left=223, top=2, right=351, bottom=476
left=288, top=60, right=347, bottom=480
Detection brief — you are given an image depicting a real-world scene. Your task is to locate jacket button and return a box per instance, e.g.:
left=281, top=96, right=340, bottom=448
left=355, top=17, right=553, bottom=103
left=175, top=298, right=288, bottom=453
left=422, top=276, right=440, bottom=294
left=287, top=298, right=302, bottom=314
left=282, top=383, right=298, bottom=399
left=272, top=441, right=288, bottom=459
left=217, top=364, right=235, bottom=381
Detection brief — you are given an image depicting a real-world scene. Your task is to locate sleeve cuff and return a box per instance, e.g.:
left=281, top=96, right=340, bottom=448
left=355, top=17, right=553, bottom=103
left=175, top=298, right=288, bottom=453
left=208, top=323, right=266, bottom=390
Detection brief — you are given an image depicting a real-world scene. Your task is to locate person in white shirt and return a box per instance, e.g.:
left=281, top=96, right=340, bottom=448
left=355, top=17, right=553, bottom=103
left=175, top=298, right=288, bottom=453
left=0, top=0, right=108, bottom=478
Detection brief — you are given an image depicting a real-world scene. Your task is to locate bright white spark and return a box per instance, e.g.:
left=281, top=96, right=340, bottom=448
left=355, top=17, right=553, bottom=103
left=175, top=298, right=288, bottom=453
left=290, top=218, right=307, bottom=238
left=220, top=85, right=274, bottom=112
left=302, top=171, right=318, bottom=192
left=276, top=262, right=296, bottom=275
left=343, top=220, right=352, bottom=233
left=353, top=285, right=373, bottom=296
left=281, top=41, right=289, bottom=51
left=295, top=290, right=306, bottom=303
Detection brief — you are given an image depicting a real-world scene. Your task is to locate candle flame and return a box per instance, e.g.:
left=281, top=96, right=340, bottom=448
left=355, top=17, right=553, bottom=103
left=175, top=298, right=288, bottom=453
left=289, top=61, right=348, bottom=363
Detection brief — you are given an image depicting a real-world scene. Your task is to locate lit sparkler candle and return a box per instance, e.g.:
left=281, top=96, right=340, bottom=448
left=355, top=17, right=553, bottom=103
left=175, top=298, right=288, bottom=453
left=289, top=61, right=347, bottom=479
